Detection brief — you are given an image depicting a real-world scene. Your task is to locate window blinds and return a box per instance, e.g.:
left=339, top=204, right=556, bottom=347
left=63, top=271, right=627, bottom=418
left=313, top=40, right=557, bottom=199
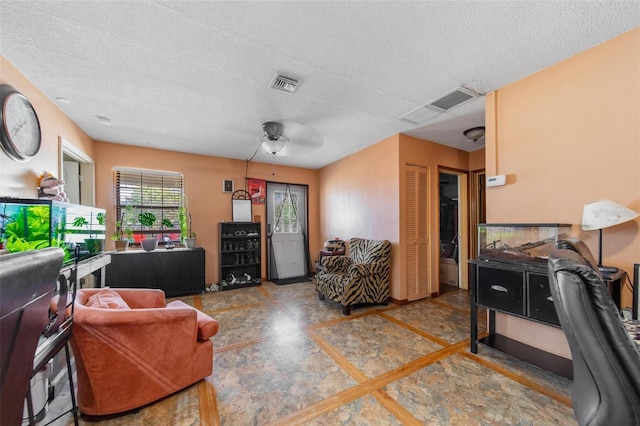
left=114, top=169, right=183, bottom=235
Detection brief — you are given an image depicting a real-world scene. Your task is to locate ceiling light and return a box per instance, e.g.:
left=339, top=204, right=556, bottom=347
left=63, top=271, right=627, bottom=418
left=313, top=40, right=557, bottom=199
left=261, top=137, right=286, bottom=155
left=260, top=121, right=287, bottom=155
left=56, top=97, right=71, bottom=104
left=463, top=126, right=485, bottom=142
left=96, top=115, right=112, bottom=125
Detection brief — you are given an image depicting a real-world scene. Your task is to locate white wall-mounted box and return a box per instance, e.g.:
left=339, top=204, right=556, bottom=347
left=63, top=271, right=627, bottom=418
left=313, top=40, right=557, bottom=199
left=487, top=175, right=506, bottom=187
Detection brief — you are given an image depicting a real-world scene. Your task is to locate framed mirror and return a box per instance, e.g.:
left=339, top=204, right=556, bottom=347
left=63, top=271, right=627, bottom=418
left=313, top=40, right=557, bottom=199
left=231, top=190, right=252, bottom=222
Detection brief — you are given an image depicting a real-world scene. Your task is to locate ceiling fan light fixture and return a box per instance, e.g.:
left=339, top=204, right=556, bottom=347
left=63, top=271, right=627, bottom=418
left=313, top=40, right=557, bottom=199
left=261, top=121, right=288, bottom=154
left=463, top=126, right=485, bottom=142
left=261, top=136, right=287, bottom=155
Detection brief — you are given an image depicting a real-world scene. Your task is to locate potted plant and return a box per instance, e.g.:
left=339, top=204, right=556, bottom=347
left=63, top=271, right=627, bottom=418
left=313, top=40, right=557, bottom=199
left=111, top=221, right=129, bottom=252
left=180, top=209, right=196, bottom=248
left=74, top=212, right=105, bottom=255
left=179, top=196, right=196, bottom=248
left=138, top=211, right=158, bottom=251
left=160, top=218, right=175, bottom=249
left=112, top=206, right=135, bottom=251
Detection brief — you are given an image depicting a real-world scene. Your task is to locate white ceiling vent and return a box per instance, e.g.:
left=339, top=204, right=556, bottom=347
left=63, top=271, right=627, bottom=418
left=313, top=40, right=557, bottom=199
left=268, top=72, right=300, bottom=95
left=425, top=86, right=480, bottom=112
left=398, top=106, right=439, bottom=125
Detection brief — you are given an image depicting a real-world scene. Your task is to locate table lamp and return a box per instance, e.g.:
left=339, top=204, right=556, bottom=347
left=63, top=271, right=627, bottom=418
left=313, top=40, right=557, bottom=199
left=581, top=198, right=640, bottom=269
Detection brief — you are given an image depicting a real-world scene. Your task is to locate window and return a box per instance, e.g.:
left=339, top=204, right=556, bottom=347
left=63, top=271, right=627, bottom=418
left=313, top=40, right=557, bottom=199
left=273, top=190, right=299, bottom=234
left=115, top=168, right=183, bottom=243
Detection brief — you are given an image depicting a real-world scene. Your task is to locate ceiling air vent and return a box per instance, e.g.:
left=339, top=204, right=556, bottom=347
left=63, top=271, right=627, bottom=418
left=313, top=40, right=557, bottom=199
left=398, top=106, right=439, bottom=125
left=268, top=73, right=300, bottom=95
left=425, top=86, right=480, bottom=113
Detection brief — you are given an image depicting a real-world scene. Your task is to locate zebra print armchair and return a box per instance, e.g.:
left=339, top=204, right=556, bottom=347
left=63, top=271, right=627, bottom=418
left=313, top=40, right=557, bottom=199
left=316, top=238, right=391, bottom=315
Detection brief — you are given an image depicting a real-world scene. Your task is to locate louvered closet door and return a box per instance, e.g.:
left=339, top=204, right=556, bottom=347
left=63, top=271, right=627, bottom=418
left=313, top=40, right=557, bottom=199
left=406, top=165, right=431, bottom=301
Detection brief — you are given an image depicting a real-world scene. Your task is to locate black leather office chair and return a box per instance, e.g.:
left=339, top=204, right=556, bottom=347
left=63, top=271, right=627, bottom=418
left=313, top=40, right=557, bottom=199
left=555, top=237, right=600, bottom=274
left=1, top=248, right=64, bottom=426
left=548, top=249, right=640, bottom=425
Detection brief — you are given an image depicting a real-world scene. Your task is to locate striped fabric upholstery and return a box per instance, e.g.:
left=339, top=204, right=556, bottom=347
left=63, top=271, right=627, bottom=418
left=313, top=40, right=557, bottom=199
left=316, top=238, right=391, bottom=315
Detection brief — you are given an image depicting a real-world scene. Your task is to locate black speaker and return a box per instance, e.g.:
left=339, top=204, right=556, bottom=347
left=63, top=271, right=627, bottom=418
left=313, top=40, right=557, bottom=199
left=633, top=263, right=639, bottom=320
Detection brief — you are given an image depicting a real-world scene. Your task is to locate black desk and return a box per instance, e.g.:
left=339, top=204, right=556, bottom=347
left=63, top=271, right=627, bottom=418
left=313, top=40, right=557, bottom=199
left=106, top=248, right=205, bottom=297
left=601, top=269, right=626, bottom=311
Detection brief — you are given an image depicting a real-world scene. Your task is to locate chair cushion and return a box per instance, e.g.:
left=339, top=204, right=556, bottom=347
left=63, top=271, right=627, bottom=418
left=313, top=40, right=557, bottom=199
left=86, top=289, right=130, bottom=310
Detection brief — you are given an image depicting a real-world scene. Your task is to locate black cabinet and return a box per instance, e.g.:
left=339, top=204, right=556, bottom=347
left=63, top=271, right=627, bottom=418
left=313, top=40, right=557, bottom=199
left=527, top=272, right=560, bottom=325
left=477, top=266, right=525, bottom=316
left=469, top=259, right=571, bottom=378
left=105, top=248, right=205, bottom=297
left=219, top=222, right=261, bottom=290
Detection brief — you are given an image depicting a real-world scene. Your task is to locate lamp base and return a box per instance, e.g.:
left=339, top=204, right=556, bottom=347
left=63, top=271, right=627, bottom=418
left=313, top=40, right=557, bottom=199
left=598, top=265, right=619, bottom=274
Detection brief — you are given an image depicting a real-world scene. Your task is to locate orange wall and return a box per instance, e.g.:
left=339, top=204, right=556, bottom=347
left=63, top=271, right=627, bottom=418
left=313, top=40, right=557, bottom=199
left=399, top=134, right=474, bottom=299
left=468, top=149, right=485, bottom=171
left=485, top=28, right=640, bottom=358
left=318, top=133, right=479, bottom=301
left=318, top=135, right=401, bottom=295
left=94, top=141, right=319, bottom=285
left=0, top=56, right=94, bottom=196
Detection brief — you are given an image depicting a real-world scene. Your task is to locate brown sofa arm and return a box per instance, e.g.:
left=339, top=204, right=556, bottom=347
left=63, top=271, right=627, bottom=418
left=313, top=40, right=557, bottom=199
left=166, top=300, right=219, bottom=341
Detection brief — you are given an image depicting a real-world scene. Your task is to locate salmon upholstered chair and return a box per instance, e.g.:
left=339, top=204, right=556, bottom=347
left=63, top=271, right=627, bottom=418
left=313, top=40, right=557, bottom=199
left=316, top=238, right=391, bottom=315
left=69, top=288, right=218, bottom=416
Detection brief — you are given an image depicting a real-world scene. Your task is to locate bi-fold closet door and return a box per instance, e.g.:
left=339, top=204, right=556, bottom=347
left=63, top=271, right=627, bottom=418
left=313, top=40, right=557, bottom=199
left=405, top=164, right=431, bottom=301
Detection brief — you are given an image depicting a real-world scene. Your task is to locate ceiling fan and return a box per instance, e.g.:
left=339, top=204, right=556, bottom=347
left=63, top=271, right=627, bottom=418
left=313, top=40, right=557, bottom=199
left=463, top=126, right=485, bottom=145
left=258, top=121, right=323, bottom=157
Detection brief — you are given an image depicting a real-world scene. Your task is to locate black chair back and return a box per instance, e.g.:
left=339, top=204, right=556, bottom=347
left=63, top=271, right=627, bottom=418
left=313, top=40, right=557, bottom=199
left=0, top=248, right=64, bottom=426
left=548, top=249, right=640, bottom=425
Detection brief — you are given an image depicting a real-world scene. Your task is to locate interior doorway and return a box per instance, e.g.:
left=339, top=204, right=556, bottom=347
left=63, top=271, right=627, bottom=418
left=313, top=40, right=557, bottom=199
left=265, top=183, right=310, bottom=282
left=58, top=137, right=95, bottom=206
left=438, top=169, right=469, bottom=290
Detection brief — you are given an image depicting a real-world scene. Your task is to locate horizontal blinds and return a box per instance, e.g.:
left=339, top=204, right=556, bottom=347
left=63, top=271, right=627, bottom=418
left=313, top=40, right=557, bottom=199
left=115, top=169, right=184, bottom=235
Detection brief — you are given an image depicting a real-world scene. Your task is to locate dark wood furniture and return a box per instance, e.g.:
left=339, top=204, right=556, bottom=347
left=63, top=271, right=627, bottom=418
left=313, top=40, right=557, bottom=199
left=470, top=250, right=626, bottom=379
left=219, top=222, right=261, bottom=290
left=105, top=248, right=205, bottom=297
left=469, top=259, right=573, bottom=378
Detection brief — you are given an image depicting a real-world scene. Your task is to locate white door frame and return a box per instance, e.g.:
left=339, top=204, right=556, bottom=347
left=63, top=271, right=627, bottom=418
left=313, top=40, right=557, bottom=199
left=438, top=168, right=469, bottom=290
left=265, top=182, right=310, bottom=280
left=58, top=137, right=95, bottom=206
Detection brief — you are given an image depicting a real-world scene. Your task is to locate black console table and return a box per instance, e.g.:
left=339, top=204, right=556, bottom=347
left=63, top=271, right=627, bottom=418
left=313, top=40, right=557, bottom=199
left=469, top=259, right=573, bottom=378
left=106, top=248, right=205, bottom=297
left=470, top=258, right=626, bottom=379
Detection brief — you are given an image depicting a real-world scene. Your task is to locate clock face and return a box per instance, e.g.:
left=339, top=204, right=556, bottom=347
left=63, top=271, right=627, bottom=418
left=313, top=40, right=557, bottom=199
left=1, top=86, right=42, bottom=162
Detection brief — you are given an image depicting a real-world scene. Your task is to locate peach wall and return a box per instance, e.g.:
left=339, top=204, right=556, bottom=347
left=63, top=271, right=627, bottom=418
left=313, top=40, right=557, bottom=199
left=468, top=149, right=485, bottom=171
left=485, top=28, right=640, bottom=358
left=319, top=133, right=475, bottom=302
left=318, top=135, right=401, bottom=297
left=0, top=56, right=94, bottom=197
left=399, top=135, right=472, bottom=298
left=94, top=141, right=319, bottom=285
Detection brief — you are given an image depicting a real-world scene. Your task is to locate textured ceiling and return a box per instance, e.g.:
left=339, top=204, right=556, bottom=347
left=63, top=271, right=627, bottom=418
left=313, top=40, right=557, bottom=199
left=1, top=1, right=638, bottom=169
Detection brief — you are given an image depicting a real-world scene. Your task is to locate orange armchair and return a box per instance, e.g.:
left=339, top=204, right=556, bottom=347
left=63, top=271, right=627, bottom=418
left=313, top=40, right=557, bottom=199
left=69, top=288, right=218, bottom=416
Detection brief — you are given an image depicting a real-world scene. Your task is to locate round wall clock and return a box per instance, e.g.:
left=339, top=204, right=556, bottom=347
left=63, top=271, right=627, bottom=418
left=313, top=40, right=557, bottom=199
left=0, top=84, right=42, bottom=162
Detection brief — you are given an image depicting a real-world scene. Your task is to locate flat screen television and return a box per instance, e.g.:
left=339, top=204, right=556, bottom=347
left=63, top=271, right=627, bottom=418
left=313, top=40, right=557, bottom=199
left=0, top=197, right=106, bottom=265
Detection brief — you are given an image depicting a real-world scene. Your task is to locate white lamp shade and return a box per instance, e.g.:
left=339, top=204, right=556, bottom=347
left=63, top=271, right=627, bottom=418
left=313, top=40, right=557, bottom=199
left=261, top=137, right=286, bottom=155
left=581, top=198, right=640, bottom=231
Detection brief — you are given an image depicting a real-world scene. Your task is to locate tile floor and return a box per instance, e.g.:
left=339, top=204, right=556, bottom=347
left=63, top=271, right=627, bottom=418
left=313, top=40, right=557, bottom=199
left=42, top=280, right=576, bottom=425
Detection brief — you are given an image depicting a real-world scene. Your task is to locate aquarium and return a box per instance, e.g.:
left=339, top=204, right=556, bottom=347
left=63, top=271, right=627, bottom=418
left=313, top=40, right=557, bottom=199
left=477, top=223, right=572, bottom=265
left=0, top=198, right=106, bottom=264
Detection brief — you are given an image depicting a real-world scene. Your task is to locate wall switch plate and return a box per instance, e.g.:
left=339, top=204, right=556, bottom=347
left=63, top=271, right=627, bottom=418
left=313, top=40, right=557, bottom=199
left=223, top=179, right=234, bottom=193
left=486, top=174, right=506, bottom=187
